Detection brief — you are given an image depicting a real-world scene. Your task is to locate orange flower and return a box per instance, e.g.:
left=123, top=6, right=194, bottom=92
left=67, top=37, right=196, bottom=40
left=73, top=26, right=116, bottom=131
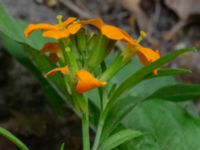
left=81, top=18, right=160, bottom=74
left=80, top=18, right=136, bottom=46
left=40, top=42, right=62, bottom=63
left=135, top=44, right=160, bottom=74
left=24, top=17, right=82, bottom=39
left=80, top=18, right=104, bottom=29
left=76, top=69, right=107, bottom=94
left=45, top=66, right=69, bottom=76
left=45, top=67, right=106, bottom=93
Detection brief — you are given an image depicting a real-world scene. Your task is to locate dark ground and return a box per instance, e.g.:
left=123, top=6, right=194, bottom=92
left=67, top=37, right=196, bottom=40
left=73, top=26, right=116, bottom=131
left=0, top=0, right=200, bottom=149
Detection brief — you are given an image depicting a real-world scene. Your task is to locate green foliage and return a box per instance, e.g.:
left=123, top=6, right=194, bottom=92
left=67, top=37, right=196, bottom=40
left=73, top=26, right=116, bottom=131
left=147, top=83, right=200, bottom=101
left=109, top=47, right=196, bottom=103
left=99, top=129, right=143, bottom=150
left=146, top=68, right=191, bottom=79
left=120, top=100, right=200, bottom=150
left=0, top=127, right=29, bottom=150
left=76, top=28, right=87, bottom=53
left=59, top=143, right=65, bottom=150
left=87, top=34, right=115, bottom=70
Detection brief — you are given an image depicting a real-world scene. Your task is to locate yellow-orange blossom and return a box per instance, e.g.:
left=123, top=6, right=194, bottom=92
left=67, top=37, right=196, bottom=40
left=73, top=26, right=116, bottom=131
left=80, top=18, right=160, bottom=74
left=24, top=17, right=160, bottom=94
left=45, top=67, right=107, bottom=94
left=24, top=17, right=81, bottom=39
left=24, top=17, right=106, bottom=94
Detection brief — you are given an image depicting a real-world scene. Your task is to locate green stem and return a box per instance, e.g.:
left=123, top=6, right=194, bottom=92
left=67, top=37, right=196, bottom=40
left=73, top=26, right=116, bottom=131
left=92, top=114, right=105, bottom=150
left=82, top=111, right=90, bottom=150
left=92, top=53, right=131, bottom=150
left=0, top=127, right=29, bottom=150
left=65, top=46, right=79, bottom=74
left=92, top=100, right=115, bottom=150
left=59, top=38, right=90, bottom=150
left=59, top=39, right=79, bottom=74
left=73, top=93, right=90, bottom=150
left=99, top=52, right=128, bottom=81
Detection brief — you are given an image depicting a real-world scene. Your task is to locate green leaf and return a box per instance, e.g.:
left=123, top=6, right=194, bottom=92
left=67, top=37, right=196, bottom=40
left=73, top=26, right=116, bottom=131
left=146, top=68, right=191, bottom=79
left=119, top=100, right=200, bottom=150
left=87, top=35, right=115, bottom=70
left=102, top=96, right=140, bottom=141
left=76, top=28, right=87, bottom=53
left=99, top=129, right=143, bottom=150
left=102, top=76, right=176, bottom=141
left=110, top=48, right=197, bottom=104
left=102, top=52, right=199, bottom=150
left=59, top=143, right=65, bottom=150
left=0, top=127, right=29, bottom=150
left=101, top=53, right=177, bottom=142
left=146, top=84, right=200, bottom=101
left=0, top=3, right=24, bottom=42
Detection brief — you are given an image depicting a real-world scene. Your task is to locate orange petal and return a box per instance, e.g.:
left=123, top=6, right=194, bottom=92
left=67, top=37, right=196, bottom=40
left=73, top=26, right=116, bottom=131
left=42, top=29, right=70, bottom=39
left=136, top=46, right=160, bottom=65
left=67, top=23, right=82, bottom=34
left=24, top=23, right=57, bottom=37
left=153, top=69, right=158, bottom=75
left=62, top=17, right=77, bottom=27
left=80, top=18, right=104, bottom=29
left=46, top=66, right=69, bottom=76
left=76, top=69, right=107, bottom=94
left=40, top=42, right=61, bottom=55
left=136, top=45, right=160, bottom=74
left=101, top=25, right=128, bottom=41
left=119, top=28, right=136, bottom=46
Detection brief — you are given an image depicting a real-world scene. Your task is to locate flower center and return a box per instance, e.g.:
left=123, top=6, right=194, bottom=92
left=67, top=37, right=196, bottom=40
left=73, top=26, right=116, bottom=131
left=136, top=31, right=147, bottom=43
left=56, top=15, right=65, bottom=30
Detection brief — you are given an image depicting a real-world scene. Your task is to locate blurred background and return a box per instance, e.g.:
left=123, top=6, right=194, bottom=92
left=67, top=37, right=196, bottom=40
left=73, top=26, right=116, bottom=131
left=0, top=0, right=200, bottom=149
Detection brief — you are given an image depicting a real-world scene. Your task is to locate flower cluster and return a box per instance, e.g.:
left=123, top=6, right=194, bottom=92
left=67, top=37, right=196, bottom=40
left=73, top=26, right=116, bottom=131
left=24, top=16, right=160, bottom=94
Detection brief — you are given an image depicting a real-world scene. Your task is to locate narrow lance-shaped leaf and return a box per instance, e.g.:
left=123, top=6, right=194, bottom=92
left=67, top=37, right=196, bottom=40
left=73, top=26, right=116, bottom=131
left=146, top=68, right=191, bottom=79
left=76, top=28, right=87, bottom=53
left=102, top=96, right=141, bottom=141
left=99, top=129, right=143, bottom=150
left=0, top=3, right=24, bottom=42
left=0, top=127, right=29, bottom=150
left=87, top=35, right=114, bottom=70
left=59, top=143, right=65, bottom=150
left=102, top=74, right=178, bottom=141
left=109, top=48, right=197, bottom=105
left=146, top=83, right=200, bottom=101
left=98, top=48, right=196, bottom=145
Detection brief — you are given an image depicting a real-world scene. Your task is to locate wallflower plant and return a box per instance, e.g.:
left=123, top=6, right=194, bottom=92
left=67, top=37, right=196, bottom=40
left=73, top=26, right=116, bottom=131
left=1, top=2, right=200, bottom=150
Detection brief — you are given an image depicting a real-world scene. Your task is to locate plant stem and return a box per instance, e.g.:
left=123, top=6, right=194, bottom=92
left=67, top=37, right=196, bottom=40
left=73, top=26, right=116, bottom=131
left=82, top=112, right=90, bottom=150
left=91, top=54, right=130, bottom=150
left=99, top=53, right=128, bottom=82
left=92, top=114, right=105, bottom=150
